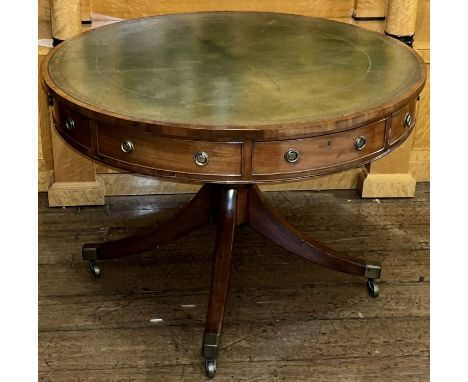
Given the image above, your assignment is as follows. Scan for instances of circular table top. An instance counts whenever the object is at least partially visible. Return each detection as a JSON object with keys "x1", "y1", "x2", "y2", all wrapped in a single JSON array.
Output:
[{"x1": 44, "y1": 12, "x2": 426, "y2": 140}]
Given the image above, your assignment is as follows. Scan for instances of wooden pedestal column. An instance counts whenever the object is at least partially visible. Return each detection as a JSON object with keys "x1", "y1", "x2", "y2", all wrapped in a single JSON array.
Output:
[
  {"x1": 358, "y1": 0, "x2": 421, "y2": 198},
  {"x1": 48, "y1": 0, "x2": 104, "y2": 206}
]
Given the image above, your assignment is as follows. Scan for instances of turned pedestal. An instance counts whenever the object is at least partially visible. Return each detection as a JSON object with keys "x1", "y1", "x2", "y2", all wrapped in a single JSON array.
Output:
[{"x1": 82, "y1": 183, "x2": 381, "y2": 376}]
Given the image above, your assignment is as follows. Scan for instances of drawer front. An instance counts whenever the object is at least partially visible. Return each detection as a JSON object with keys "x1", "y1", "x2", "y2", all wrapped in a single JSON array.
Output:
[
  {"x1": 388, "y1": 101, "x2": 416, "y2": 145},
  {"x1": 97, "y1": 125, "x2": 242, "y2": 176},
  {"x1": 54, "y1": 106, "x2": 93, "y2": 150},
  {"x1": 252, "y1": 120, "x2": 386, "y2": 175}
]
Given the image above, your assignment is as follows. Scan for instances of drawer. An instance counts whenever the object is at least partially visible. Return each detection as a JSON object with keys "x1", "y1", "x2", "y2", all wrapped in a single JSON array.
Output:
[
  {"x1": 97, "y1": 125, "x2": 242, "y2": 176},
  {"x1": 252, "y1": 120, "x2": 386, "y2": 175},
  {"x1": 54, "y1": 106, "x2": 93, "y2": 150},
  {"x1": 388, "y1": 101, "x2": 416, "y2": 145}
]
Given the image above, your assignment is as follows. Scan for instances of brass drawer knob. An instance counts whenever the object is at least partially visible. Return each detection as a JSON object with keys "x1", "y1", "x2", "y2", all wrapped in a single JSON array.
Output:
[
  {"x1": 284, "y1": 149, "x2": 300, "y2": 163},
  {"x1": 404, "y1": 113, "x2": 413, "y2": 128},
  {"x1": 120, "y1": 139, "x2": 134, "y2": 153},
  {"x1": 194, "y1": 151, "x2": 209, "y2": 166},
  {"x1": 65, "y1": 116, "x2": 75, "y2": 131},
  {"x1": 354, "y1": 136, "x2": 366, "y2": 150}
]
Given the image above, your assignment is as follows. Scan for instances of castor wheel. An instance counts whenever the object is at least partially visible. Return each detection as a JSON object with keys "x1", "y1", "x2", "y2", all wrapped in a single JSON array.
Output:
[
  {"x1": 204, "y1": 358, "x2": 217, "y2": 378},
  {"x1": 88, "y1": 262, "x2": 101, "y2": 277},
  {"x1": 367, "y1": 278, "x2": 379, "y2": 298}
]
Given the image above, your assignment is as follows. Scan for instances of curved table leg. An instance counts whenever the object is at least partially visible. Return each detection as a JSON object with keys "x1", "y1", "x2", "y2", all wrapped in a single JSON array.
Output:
[
  {"x1": 82, "y1": 184, "x2": 213, "y2": 267},
  {"x1": 247, "y1": 185, "x2": 381, "y2": 295},
  {"x1": 78, "y1": 182, "x2": 382, "y2": 378},
  {"x1": 203, "y1": 187, "x2": 237, "y2": 378}
]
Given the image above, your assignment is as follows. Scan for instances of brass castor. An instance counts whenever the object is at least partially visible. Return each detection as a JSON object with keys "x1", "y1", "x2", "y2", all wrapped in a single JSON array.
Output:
[
  {"x1": 367, "y1": 278, "x2": 379, "y2": 298},
  {"x1": 88, "y1": 262, "x2": 101, "y2": 277},
  {"x1": 204, "y1": 358, "x2": 217, "y2": 378},
  {"x1": 82, "y1": 245, "x2": 101, "y2": 277}
]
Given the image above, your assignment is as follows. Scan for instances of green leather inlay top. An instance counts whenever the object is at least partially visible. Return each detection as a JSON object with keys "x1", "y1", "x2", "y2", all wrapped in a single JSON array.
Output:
[{"x1": 48, "y1": 12, "x2": 423, "y2": 127}]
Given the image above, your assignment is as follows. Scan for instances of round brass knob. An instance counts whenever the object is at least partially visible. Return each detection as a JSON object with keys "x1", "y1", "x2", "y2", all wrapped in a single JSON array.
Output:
[
  {"x1": 354, "y1": 136, "x2": 366, "y2": 150},
  {"x1": 194, "y1": 151, "x2": 209, "y2": 166},
  {"x1": 65, "y1": 117, "x2": 75, "y2": 131},
  {"x1": 404, "y1": 113, "x2": 413, "y2": 128},
  {"x1": 120, "y1": 139, "x2": 134, "y2": 153},
  {"x1": 284, "y1": 149, "x2": 300, "y2": 163}
]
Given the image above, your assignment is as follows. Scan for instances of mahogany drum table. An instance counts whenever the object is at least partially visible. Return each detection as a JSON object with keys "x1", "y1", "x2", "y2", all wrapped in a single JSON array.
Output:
[{"x1": 42, "y1": 12, "x2": 426, "y2": 378}]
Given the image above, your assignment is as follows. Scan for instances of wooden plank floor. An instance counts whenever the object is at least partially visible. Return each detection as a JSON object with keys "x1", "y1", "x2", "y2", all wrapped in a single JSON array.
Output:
[{"x1": 39, "y1": 183, "x2": 429, "y2": 381}]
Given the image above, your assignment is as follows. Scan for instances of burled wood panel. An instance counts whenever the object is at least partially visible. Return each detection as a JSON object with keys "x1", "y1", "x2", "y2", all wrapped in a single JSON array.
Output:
[
  {"x1": 413, "y1": 65, "x2": 430, "y2": 150},
  {"x1": 95, "y1": 168, "x2": 365, "y2": 196},
  {"x1": 262, "y1": 168, "x2": 365, "y2": 191},
  {"x1": 38, "y1": 19, "x2": 52, "y2": 41},
  {"x1": 359, "y1": 173, "x2": 416, "y2": 198},
  {"x1": 95, "y1": 163, "x2": 121, "y2": 174},
  {"x1": 353, "y1": 0, "x2": 387, "y2": 19},
  {"x1": 98, "y1": 173, "x2": 200, "y2": 195},
  {"x1": 38, "y1": 0, "x2": 50, "y2": 21},
  {"x1": 90, "y1": 0, "x2": 355, "y2": 19},
  {"x1": 409, "y1": 149, "x2": 429, "y2": 181},
  {"x1": 411, "y1": 1, "x2": 430, "y2": 181},
  {"x1": 50, "y1": 130, "x2": 95, "y2": 183},
  {"x1": 369, "y1": 134, "x2": 414, "y2": 174},
  {"x1": 80, "y1": 0, "x2": 91, "y2": 23},
  {"x1": 38, "y1": 53, "x2": 54, "y2": 191},
  {"x1": 414, "y1": 0, "x2": 430, "y2": 51},
  {"x1": 330, "y1": 16, "x2": 385, "y2": 32},
  {"x1": 48, "y1": 181, "x2": 104, "y2": 207},
  {"x1": 38, "y1": 56, "x2": 52, "y2": 167}
]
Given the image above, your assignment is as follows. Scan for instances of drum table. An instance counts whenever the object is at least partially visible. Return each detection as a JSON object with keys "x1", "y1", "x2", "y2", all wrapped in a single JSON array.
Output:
[{"x1": 42, "y1": 12, "x2": 426, "y2": 378}]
